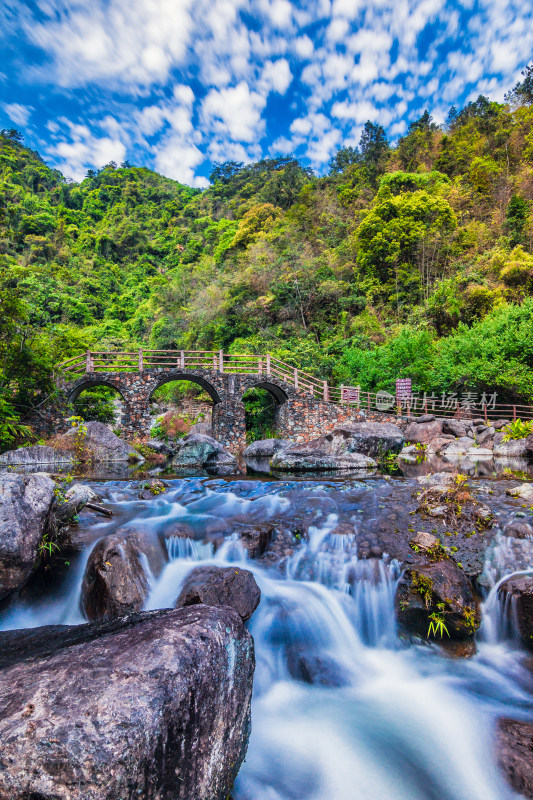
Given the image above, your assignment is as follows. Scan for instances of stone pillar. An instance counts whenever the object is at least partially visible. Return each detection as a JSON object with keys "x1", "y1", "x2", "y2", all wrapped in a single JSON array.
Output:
[
  {"x1": 120, "y1": 399, "x2": 152, "y2": 439},
  {"x1": 274, "y1": 400, "x2": 290, "y2": 438},
  {"x1": 212, "y1": 399, "x2": 246, "y2": 453}
]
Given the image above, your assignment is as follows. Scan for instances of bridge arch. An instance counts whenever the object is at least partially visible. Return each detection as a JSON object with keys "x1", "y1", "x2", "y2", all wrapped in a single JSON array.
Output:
[
  {"x1": 67, "y1": 378, "x2": 126, "y2": 404},
  {"x1": 245, "y1": 379, "x2": 289, "y2": 404},
  {"x1": 147, "y1": 372, "x2": 223, "y2": 404}
]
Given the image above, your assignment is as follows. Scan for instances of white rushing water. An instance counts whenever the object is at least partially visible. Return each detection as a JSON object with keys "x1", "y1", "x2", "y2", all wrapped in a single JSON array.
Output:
[{"x1": 1, "y1": 477, "x2": 533, "y2": 799}]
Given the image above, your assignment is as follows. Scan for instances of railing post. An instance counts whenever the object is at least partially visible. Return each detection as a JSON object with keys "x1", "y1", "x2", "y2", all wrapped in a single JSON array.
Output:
[
  {"x1": 341, "y1": 384, "x2": 344, "y2": 403},
  {"x1": 367, "y1": 392, "x2": 370, "y2": 411},
  {"x1": 294, "y1": 368, "x2": 298, "y2": 389},
  {"x1": 180, "y1": 350, "x2": 185, "y2": 369},
  {"x1": 266, "y1": 352, "x2": 271, "y2": 376},
  {"x1": 138, "y1": 348, "x2": 143, "y2": 373},
  {"x1": 483, "y1": 402, "x2": 488, "y2": 423},
  {"x1": 323, "y1": 381, "x2": 328, "y2": 401},
  {"x1": 219, "y1": 350, "x2": 224, "y2": 372},
  {"x1": 513, "y1": 405, "x2": 517, "y2": 421},
  {"x1": 213, "y1": 355, "x2": 217, "y2": 370},
  {"x1": 86, "y1": 351, "x2": 93, "y2": 374},
  {"x1": 258, "y1": 359, "x2": 262, "y2": 375}
]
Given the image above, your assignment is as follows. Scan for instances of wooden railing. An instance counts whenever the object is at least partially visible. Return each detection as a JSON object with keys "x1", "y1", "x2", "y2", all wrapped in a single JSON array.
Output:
[
  {"x1": 55, "y1": 350, "x2": 533, "y2": 421},
  {"x1": 55, "y1": 349, "x2": 358, "y2": 403}
]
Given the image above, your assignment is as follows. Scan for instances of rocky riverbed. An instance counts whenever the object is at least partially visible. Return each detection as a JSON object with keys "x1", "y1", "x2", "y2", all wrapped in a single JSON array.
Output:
[{"x1": 2, "y1": 420, "x2": 533, "y2": 798}]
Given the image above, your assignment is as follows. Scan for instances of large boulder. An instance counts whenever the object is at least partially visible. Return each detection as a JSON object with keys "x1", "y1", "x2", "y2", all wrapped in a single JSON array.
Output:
[
  {"x1": 405, "y1": 419, "x2": 443, "y2": 444},
  {"x1": 442, "y1": 419, "x2": 470, "y2": 438},
  {"x1": 506, "y1": 483, "x2": 533, "y2": 503},
  {"x1": 494, "y1": 439, "x2": 530, "y2": 458},
  {"x1": 176, "y1": 565, "x2": 261, "y2": 621},
  {"x1": 0, "y1": 606, "x2": 254, "y2": 800},
  {"x1": 61, "y1": 421, "x2": 144, "y2": 463},
  {"x1": 526, "y1": 434, "x2": 533, "y2": 456},
  {"x1": 0, "y1": 472, "x2": 55, "y2": 600},
  {"x1": 172, "y1": 434, "x2": 237, "y2": 472},
  {"x1": 329, "y1": 422, "x2": 404, "y2": 458},
  {"x1": 187, "y1": 421, "x2": 213, "y2": 436},
  {"x1": 497, "y1": 575, "x2": 533, "y2": 649},
  {"x1": 53, "y1": 482, "x2": 100, "y2": 524},
  {"x1": 270, "y1": 424, "x2": 397, "y2": 471},
  {"x1": 498, "y1": 718, "x2": 533, "y2": 798},
  {"x1": 81, "y1": 528, "x2": 167, "y2": 621},
  {"x1": 244, "y1": 438, "x2": 290, "y2": 459},
  {"x1": 0, "y1": 444, "x2": 74, "y2": 467},
  {"x1": 395, "y1": 559, "x2": 480, "y2": 639}
]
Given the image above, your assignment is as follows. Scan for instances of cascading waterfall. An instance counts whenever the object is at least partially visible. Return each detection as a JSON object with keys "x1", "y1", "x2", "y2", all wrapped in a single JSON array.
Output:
[{"x1": 0, "y1": 476, "x2": 532, "y2": 799}]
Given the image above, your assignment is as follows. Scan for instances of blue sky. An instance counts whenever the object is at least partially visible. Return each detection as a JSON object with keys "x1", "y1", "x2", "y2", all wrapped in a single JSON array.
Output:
[{"x1": 1, "y1": 0, "x2": 532, "y2": 186}]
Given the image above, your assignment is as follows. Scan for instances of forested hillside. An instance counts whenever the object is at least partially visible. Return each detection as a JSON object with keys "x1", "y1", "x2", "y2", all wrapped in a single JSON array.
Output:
[{"x1": 2, "y1": 67, "x2": 533, "y2": 442}]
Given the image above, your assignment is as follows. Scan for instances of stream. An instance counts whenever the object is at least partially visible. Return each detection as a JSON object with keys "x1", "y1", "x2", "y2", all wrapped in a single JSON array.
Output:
[{"x1": 2, "y1": 473, "x2": 533, "y2": 799}]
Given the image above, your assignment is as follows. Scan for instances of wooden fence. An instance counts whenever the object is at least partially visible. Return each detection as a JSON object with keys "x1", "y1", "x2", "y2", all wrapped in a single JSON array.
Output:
[{"x1": 55, "y1": 350, "x2": 533, "y2": 422}]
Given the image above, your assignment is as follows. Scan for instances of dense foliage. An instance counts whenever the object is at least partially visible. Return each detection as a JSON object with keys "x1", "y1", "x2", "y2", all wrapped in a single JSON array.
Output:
[{"x1": 2, "y1": 72, "x2": 533, "y2": 442}]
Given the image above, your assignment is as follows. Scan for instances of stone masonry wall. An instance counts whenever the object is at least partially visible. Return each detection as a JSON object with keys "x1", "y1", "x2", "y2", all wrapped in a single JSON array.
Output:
[{"x1": 40, "y1": 368, "x2": 401, "y2": 454}]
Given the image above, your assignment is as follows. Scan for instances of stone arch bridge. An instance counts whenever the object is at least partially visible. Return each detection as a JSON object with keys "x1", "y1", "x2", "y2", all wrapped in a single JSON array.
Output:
[{"x1": 55, "y1": 350, "x2": 364, "y2": 452}]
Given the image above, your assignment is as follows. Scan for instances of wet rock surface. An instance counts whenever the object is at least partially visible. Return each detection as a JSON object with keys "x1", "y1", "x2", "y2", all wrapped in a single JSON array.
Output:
[
  {"x1": 244, "y1": 438, "x2": 290, "y2": 459},
  {"x1": 498, "y1": 717, "x2": 533, "y2": 799},
  {"x1": 172, "y1": 433, "x2": 237, "y2": 472},
  {"x1": 61, "y1": 420, "x2": 144, "y2": 463},
  {"x1": 0, "y1": 444, "x2": 74, "y2": 467},
  {"x1": 0, "y1": 606, "x2": 255, "y2": 800},
  {"x1": 81, "y1": 527, "x2": 167, "y2": 621},
  {"x1": 176, "y1": 565, "x2": 261, "y2": 621},
  {"x1": 396, "y1": 558, "x2": 480, "y2": 639},
  {"x1": 0, "y1": 472, "x2": 55, "y2": 599},
  {"x1": 497, "y1": 575, "x2": 533, "y2": 649},
  {"x1": 270, "y1": 422, "x2": 403, "y2": 471}
]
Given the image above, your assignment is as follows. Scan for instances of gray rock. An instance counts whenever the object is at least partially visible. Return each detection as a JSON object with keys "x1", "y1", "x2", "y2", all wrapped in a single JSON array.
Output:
[
  {"x1": 146, "y1": 438, "x2": 173, "y2": 455},
  {"x1": 442, "y1": 436, "x2": 475, "y2": 456},
  {"x1": 498, "y1": 718, "x2": 533, "y2": 798},
  {"x1": 405, "y1": 419, "x2": 443, "y2": 444},
  {"x1": 506, "y1": 483, "x2": 533, "y2": 503},
  {"x1": 187, "y1": 421, "x2": 213, "y2": 436},
  {"x1": 61, "y1": 421, "x2": 144, "y2": 463},
  {"x1": 426, "y1": 436, "x2": 455, "y2": 454},
  {"x1": 0, "y1": 444, "x2": 74, "y2": 467},
  {"x1": 53, "y1": 482, "x2": 100, "y2": 524},
  {"x1": 272, "y1": 422, "x2": 400, "y2": 472},
  {"x1": 172, "y1": 434, "x2": 237, "y2": 472},
  {"x1": 410, "y1": 531, "x2": 439, "y2": 551},
  {"x1": 244, "y1": 438, "x2": 291, "y2": 459},
  {"x1": 396, "y1": 560, "x2": 480, "y2": 639},
  {"x1": 335, "y1": 422, "x2": 404, "y2": 457},
  {"x1": 442, "y1": 419, "x2": 470, "y2": 438},
  {"x1": 494, "y1": 439, "x2": 530, "y2": 458},
  {"x1": 271, "y1": 449, "x2": 376, "y2": 472},
  {"x1": 417, "y1": 472, "x2": 457, "y2": 486},
  {"x1": 414, "y1": 414, "x2": 436, "y2": 423},
  {"x1": 526, "y1": 434, "x2": 533, "y2": 456},
  {"x1": 0, "y1": 472, "x2": 55, "y2": 600},
  {"x1": 475, "y1": 426, "x2": 495, "y2": 446},
  {"x1": 498, "y1": 575, "x2": 533, "y2": 649},
  {"x1": 0, "y1": 606, "x2": 254, "y2": 800},
  {"x1": 176, "y1": 565, "x2": 261, "y2": 621},
  {"x1": 503, "y1": 520, "x2": 533, "y2": 539},
  {"x1": 492, "y1": 419, "x2": 511, "y2": 430},
  {"x1": 81, "y1": 528, "x2": 168, "y2": 621}
]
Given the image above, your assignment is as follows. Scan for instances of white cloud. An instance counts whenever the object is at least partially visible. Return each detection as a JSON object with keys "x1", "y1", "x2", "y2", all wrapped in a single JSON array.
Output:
[
  {"x1": 48, "y1": 121, "x2": 127, "y2": 180},
  {"x1": 260, "y1": 59, "x2": 292, "y2": 94},
  {"x1": 155, "y1": 136, "x2": 208, "y2": 186},
  {"x1": 26, "y1": 0, "x2": 195, "y2": 89},
  {"x1": 201, "y1": 81, "x2": 266, "y2": 142},
  {"x1": 4, "y1": 102, "x2": 32, "y2": 127}
]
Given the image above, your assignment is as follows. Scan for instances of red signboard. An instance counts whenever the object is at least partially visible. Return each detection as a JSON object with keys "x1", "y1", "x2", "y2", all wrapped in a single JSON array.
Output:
[
  {"x1": 342, "y1": 386, "x2": 360, "y2": 404},
  {"x1": 395, "y1": 378, "x2": 412, "y2": 403}
]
